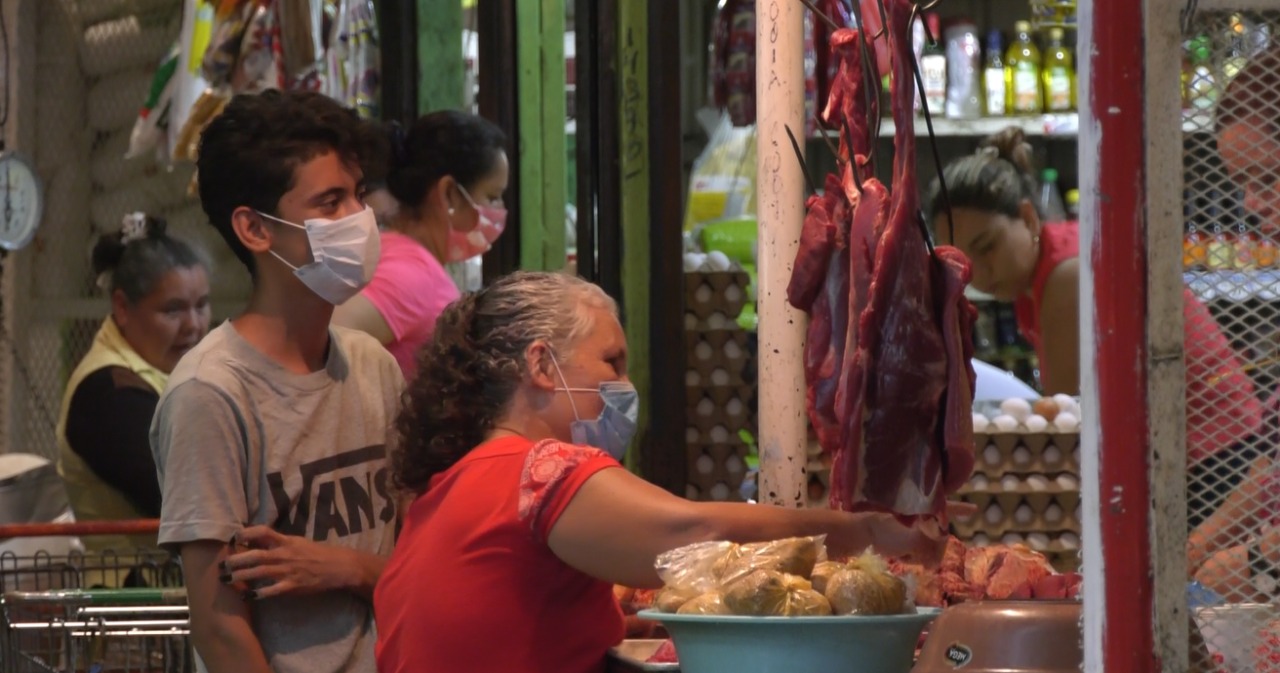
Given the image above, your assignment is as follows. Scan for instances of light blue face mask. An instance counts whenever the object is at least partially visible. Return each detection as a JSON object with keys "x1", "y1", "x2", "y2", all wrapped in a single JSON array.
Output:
[{"x1": 549, "y1": 353, "x2": 639, "y2": 461}]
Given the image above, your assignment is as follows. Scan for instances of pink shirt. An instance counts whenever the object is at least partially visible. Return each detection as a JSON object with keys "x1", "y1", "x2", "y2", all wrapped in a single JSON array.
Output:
[{"x1": 360, "y1": 230, "x2": 460, "y2": 380}]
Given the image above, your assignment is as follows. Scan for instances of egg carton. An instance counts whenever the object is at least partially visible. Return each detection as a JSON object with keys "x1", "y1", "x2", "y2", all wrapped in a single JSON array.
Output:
[
  {"x1": 958, "y1": 472, "x2": 1081, "y2": 496},
  {"x1": 684, "y1": 269, "x2": 750, "y2": 322},
  {"x1": 954, "y1": 492, "x2": 1081, "y2": 533},
  {"x1": 972, "y1": 432, "x2": 1081, "y2": 477},
  {"x1": 974, "y1": 395, "x2": 1083, "y2": 434},
  {"x1": 686, "y1": 444, "x2": 750, "y2": 502},
  {"x1": 685, "y1": 421, "x2": 756, "y2": 446},
  {"x1": 960, "y1": 531, "x2": 1082, "y2": 555},
  {"x1": 684, "y1": 329, "x2": 752, "y2": 381},
  {"x1": 686, "y1": 386, "x2": 757, "y2": 432}
]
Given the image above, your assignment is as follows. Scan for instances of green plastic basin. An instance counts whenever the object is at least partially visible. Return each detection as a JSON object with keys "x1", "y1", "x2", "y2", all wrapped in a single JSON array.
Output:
[{"x1": 636, "y1": 608, "x2": 939, "y2": 673}]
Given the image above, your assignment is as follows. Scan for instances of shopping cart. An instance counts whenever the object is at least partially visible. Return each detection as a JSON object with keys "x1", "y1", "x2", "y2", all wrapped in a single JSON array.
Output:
[{"x1": 0, "y1": 522, "x2": 191, "y2": 673}]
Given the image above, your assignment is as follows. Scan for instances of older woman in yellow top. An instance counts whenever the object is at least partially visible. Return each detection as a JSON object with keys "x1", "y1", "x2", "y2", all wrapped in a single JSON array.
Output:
[{"x1": 56, "y1": 213, "x2": 211, "y2": 553}]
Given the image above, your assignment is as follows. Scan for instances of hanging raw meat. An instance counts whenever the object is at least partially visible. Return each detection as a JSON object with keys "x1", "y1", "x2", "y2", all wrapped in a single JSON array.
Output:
[{"x1": 788, "y1": 0, "x2": 977, "y2": 526}]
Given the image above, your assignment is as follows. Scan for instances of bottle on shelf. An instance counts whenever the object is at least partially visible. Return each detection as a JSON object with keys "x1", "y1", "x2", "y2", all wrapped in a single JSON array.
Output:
[
  {"x1": 1064, "y1": 188, "x2": 1080, "y2": 220},
  {"x1": 1187, "y1": 35, "x2": 1217, "y2": 110},
  {"x1": 1183, "y1": 220, "x2": 1206, "y2": 270},
  {"x1": 912, "y1": 15, "x2": 927, "y2": 112},
  {"x1": 944, "y1": 20, "x2": 982, "y2": 119},
  {"x1": 1005, "y1": 20, "x2": 1043, "y2": 115},
  {"x1": 921, "y1": 13, "x2": 948, "y2": 114},
  {"x1": 1256, "y1": 233, "x2": 1278, "y2": 269},
  {"x1": 1221, "y1": 14, "x2": 1249, "y2": 87},
  {"x1": 984, "y1": 29, "x2": 1007, "y2": 117},
  {"x1": 1233, "y1": 220, "x2": 1257, "y2": 271},
  {"x1": 1206, "y1": 191, "x2": 1235, "y2": 271},
  {"x1": 1041, "y1": 28, "x2": 1075, "y2": 112},
  {"x1": 1039, "y1": 168, "x2": 1067, "y2": 222}
]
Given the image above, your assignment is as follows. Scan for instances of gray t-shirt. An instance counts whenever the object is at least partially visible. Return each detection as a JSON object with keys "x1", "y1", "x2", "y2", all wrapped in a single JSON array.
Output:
[{"x1": 151, "y1": 322, "x2": 404, "y2": 673}]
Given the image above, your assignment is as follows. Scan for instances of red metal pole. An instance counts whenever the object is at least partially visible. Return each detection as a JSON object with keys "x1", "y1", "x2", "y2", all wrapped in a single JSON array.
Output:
[
  {"x1": 0, "y1": 520, "x2": 160, "y2": 539},
  {"x1": 1085, "y1": 0, "x2": 1156, "y2": 669}
]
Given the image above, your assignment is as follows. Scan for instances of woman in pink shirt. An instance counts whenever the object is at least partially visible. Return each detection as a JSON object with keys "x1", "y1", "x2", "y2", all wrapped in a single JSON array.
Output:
[{"x1": 334, "y1": 111, "x2": 510, "y2": 380}]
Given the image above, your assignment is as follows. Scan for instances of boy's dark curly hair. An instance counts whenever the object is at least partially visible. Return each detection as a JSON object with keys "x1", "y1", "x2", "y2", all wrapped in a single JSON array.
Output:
[
  {"x1": 195, "y1": 89, "x2": 387, "y2": 276},
  {"x1": 393, "y1": 271, "x2": 617, "y2": 493}
]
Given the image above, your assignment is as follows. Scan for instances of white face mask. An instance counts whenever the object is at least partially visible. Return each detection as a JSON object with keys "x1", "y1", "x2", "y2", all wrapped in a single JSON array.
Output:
[{"x1": 258, "y1": 206, "x2": 380, "y2": 305}]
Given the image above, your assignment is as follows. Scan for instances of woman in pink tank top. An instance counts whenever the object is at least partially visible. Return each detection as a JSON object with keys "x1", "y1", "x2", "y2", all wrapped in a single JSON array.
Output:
[
  {"x1": 333, "y1": 112, "x2": 510, "y2": 380},
  {"x1": 927, "y1": 128, "x2": 1262, "y2": 526}
]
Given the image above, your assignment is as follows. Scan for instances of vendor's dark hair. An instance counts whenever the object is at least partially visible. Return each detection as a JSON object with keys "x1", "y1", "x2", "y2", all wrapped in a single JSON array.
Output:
[
  {"x1": 196, "y1": 89, "x2": 384, "y2": 276},
  {"x1": 92, "y1": 214, "x2": 208, "y2": 303},
  {"x1": 1218, "y1": 48, "x2": 1280, "y2": 138},
  {"x1": 927, "y1": 127, "x2": 1041, "y2": 227},
  {"x1": 393, "y1": 271, "x2": 616, "y2": 493},
  {"x1": 384, "y1": 110, "x2": 507, "y2": 210}
]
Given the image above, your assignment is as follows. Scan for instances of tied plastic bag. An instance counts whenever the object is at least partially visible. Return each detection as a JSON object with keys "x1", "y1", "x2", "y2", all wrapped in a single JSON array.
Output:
[
  {"x1": 677, "y1": 592, "x2": 732, "y2": 615},
  {"x1": 722, "y1": 570, "x2": 832, "y2": 616},
  {"x1": 653, "y1": 537, "x2": 828, "y2": 614},
  {"x1": 822, "y1": 551, "x2": 911, "y2": 616},
  {"x1": 683, "y1": 113, "x2": 757, "y2": 232},
  {"x1": 714, "y1": 536, "x2": 826, "y2": 587},
  {"x1": 655, "y1": 540, "x2": 738, "y2": 596}
]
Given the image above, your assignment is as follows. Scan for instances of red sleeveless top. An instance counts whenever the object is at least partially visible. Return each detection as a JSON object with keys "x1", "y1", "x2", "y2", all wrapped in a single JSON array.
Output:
[{"x1": 1014, "y1": 222, "x2": 1261, "y2": 464}]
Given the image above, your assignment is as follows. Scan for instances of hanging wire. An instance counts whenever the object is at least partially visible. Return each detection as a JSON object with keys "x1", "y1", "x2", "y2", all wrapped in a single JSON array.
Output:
[{"x1": 905, "y1": 0, "x2": 953, "y2": 252}]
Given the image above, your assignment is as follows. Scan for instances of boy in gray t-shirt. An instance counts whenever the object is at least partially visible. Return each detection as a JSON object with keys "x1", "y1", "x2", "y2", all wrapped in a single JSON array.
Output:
[{"x1": 150, "y1": 90, "x2": 404, "y2": 673}]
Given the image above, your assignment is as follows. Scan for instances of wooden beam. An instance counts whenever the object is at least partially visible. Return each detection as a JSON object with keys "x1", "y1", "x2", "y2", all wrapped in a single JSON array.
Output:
[
  {"x1": 477, "y1": 0, "x2": 522, "y2": 280},
  {"x1": 644, "y1": 0, "x2": 686, "y2": 493},
  {"x1": 618, "y1": 0, "x2": 650, "y2": 474},
  {"x1": 416, "y1": 0, "x2": 464, "y2": 112}
]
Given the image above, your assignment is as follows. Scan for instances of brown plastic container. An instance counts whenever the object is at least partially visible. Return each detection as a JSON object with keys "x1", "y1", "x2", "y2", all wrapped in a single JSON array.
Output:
[{"x1": 913, "y1": 600, "x2": 1082, "y2": 673}]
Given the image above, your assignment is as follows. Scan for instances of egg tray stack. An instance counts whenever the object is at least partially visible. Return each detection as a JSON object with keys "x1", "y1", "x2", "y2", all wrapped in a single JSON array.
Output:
[
  {"x1": 684, "y1": 269, "x2": 757, "y2": 503},
  {"x1": 950, "y1": 431, "x2": 1083, "y2": 572}
]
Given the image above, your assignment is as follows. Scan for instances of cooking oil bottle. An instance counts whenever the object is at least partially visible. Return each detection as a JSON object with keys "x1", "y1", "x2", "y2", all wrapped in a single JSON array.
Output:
[
  {"x1": 1041, "y1": 28, "x2": 1075, "y2": 112},
  {"x1": 1005, "y1": 21, "x2": 1043, "y2": 115}
]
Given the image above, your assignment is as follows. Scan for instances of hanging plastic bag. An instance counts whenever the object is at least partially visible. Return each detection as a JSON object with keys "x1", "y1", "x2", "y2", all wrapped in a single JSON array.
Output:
[
  {"x1": 126, "y1": 44, "x2": 182, "y2": 161},
  {"x1": 684, "y1": 113, "x2": 757, "y2": 232},
  {"x1": 201, "y1": 0, "x2": 255, "y2": 87}
]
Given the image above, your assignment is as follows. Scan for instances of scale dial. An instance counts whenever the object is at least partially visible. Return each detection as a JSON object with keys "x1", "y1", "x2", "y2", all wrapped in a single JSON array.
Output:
[{"x1": 0, "y1": 152, "x2": 42, "y2": 252}]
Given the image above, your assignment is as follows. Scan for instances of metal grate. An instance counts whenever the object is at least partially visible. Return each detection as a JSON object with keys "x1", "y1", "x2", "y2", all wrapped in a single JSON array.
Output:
[
  {"x1": 1, "y1": 0, "x2": 248, "y2": 460},
  {"x1": 1182, "y1": 10, "x2": 1280, "y2": 672}
]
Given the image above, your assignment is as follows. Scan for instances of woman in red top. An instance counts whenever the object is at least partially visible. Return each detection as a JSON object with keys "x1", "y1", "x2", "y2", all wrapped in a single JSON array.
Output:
[
  {"x1": 928, "y1": 128, "x2": 1262, "y2": 524},
  {"x1": 374, "y1": 271, "x2": 943, "y2": 673}
]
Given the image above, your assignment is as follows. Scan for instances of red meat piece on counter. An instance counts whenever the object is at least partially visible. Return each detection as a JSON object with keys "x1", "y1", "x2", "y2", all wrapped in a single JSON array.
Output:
[{"x1": 646, "y1": 640, "x2": 679, "y2": 664}]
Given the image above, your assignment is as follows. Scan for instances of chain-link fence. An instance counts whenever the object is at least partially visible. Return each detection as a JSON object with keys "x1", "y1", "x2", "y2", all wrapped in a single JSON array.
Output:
[
  {"x1": 4, "y1": 0, "x2": 251, "y2": 460},
  {"x1": 1182, "y1": 9, "x2": 1280, "y2": 672}
]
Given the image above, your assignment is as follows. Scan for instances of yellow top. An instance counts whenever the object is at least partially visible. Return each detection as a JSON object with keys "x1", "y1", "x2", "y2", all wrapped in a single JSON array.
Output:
[{"x1": 55, "y1": 317, "x2": 166, "y2": 568}]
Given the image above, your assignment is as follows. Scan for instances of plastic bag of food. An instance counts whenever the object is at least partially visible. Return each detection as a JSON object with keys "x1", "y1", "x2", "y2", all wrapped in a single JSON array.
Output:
[
  {"x1": 810, "y1": 560, "x2": 844, "y2": 595},
  {"x1": 677, "y1": 592, "x2": 732, "y2": 615},
  {"x1": 823, "y1": 551, "x2": 910, "y2": 616},
  {"x1": 722, "y1": 570, "x2": 833, "y2": 616},
  {"x1": 715, "y1": 536, "x2": 826, "y2": 587},
  {"x1": 655, "y1": 540, "x2": 737, "y2": 596}
]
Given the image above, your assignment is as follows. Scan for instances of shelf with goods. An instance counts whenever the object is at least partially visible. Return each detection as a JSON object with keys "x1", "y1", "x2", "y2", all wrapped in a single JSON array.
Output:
[{"x1": 1184, "y1": 269, "x2": 1280, "y2": 302}]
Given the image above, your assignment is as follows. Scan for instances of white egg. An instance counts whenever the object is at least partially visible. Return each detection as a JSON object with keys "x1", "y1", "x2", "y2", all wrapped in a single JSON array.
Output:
[
  {"x1": 1072, "y1": 447, "x2": 1081, "y2": 465},
  {"x1": 1043, "y1": 503, "x2": 1064, "y2": 523},
  {"x1": 724, "y1": 284, "x2": 744, "y2": 303},
  {"x1": 709, "y1": 482, "x2": 731, "y2": 501},
  {"x1": 1024, "y1": 414, "x2": 1049, "y2": 433},
  {"x1": 696, "y1": 454, "x2": 715, "y2": 475},
  {"x1": 683, "y1": 253, "x2": 707, "y2": 272},
  {"x1": 695, "y1": 341, "x2": 714, "y2": 361},
  {"x1": 1027, "y1": 533, "x2": 1051, "y2": 550},
  {"x1": 1012, "y1": 447, "x2": 1032, "y2": 466},
  {"x1": 706, "y1": 313, "x2": 727, "y2": 329},
  {"x1": 1056, "y1": 474, "x2": 1079, "y2": 490},
  {"x1": 1053, "y1": 412, "x2": 1080, "y2": 432},
  {"x1": 726, "y1": 398, "x2": 744, "y2": 416},
  {"x1": 1002, "y1": 533, "x2": 1024, "y2": 545},
  {"x1": 1001, "y1": 475, "x2": 1021, "y2": 491},
  {"x1": 972, "y1": 533, "x2": 991, "y2": 546},
  {"x1": 710, "y1": 368, "x2": 730, "y2": 385},
  {"x1": 984, "y1": 443, "x2": 1002, "y2": 466},
  {"x1": 696, "y1": 398, "x2": 715, "y2": 417},
  {"x1": 1043, "y1": 445, "x2": 1063, "y2": 465},
  {"x1": 1053, "y1": 393, "x2": 1080, "y2": 417},
  {"x1": 694, "y1": 283, "x2": 713, "y2": 302},
  {"x1": 1000, "y1": 398, "x2": 1033, "y2": 423},
  {"x1": 1025, "y1": 475, "x2": 1050, "y2": 492},
  {"x1": 710, "y1": 425, "x2": 730, "y2": 443},
  {"x1": 707, "y1": 250, "x2": 732, "y2": 271},
  {"x1": 992, "y1": 414, "x2": 1019, "y2": 432},
  {"x1": 972, "y1": 413, "x2": 990, "y2": 433},
  {"x1": 985, "y1": 504, "x2": 1004, "y2": 524},
  {"x1": 1073, "y1": 505, "x2": 1082, "y2": 522},
  {"x1": 1060, "y1": 532, "x2": 1081, "y2": 549},
  {"x1": 685, "y1": 427, "x2": 700, "y2": 444},
  {"x1": 1015, "y1": 504, "x2": 1034, "y2": 524},
  {"x1": 686, "y1": 484, "x2": 701, "y2": 499},
  {"x1": 724, "y1": 340, "x2": 743, "y2": 359},
  {"x1": 970, "y1": 475, "x2": 990, "y2": 490},
  {"x1": 685, "y1": 370, "x2": 700, "y2": 386},
  {"x1": 684, "y1": 314, "x2": 698, "y2": 330}
]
